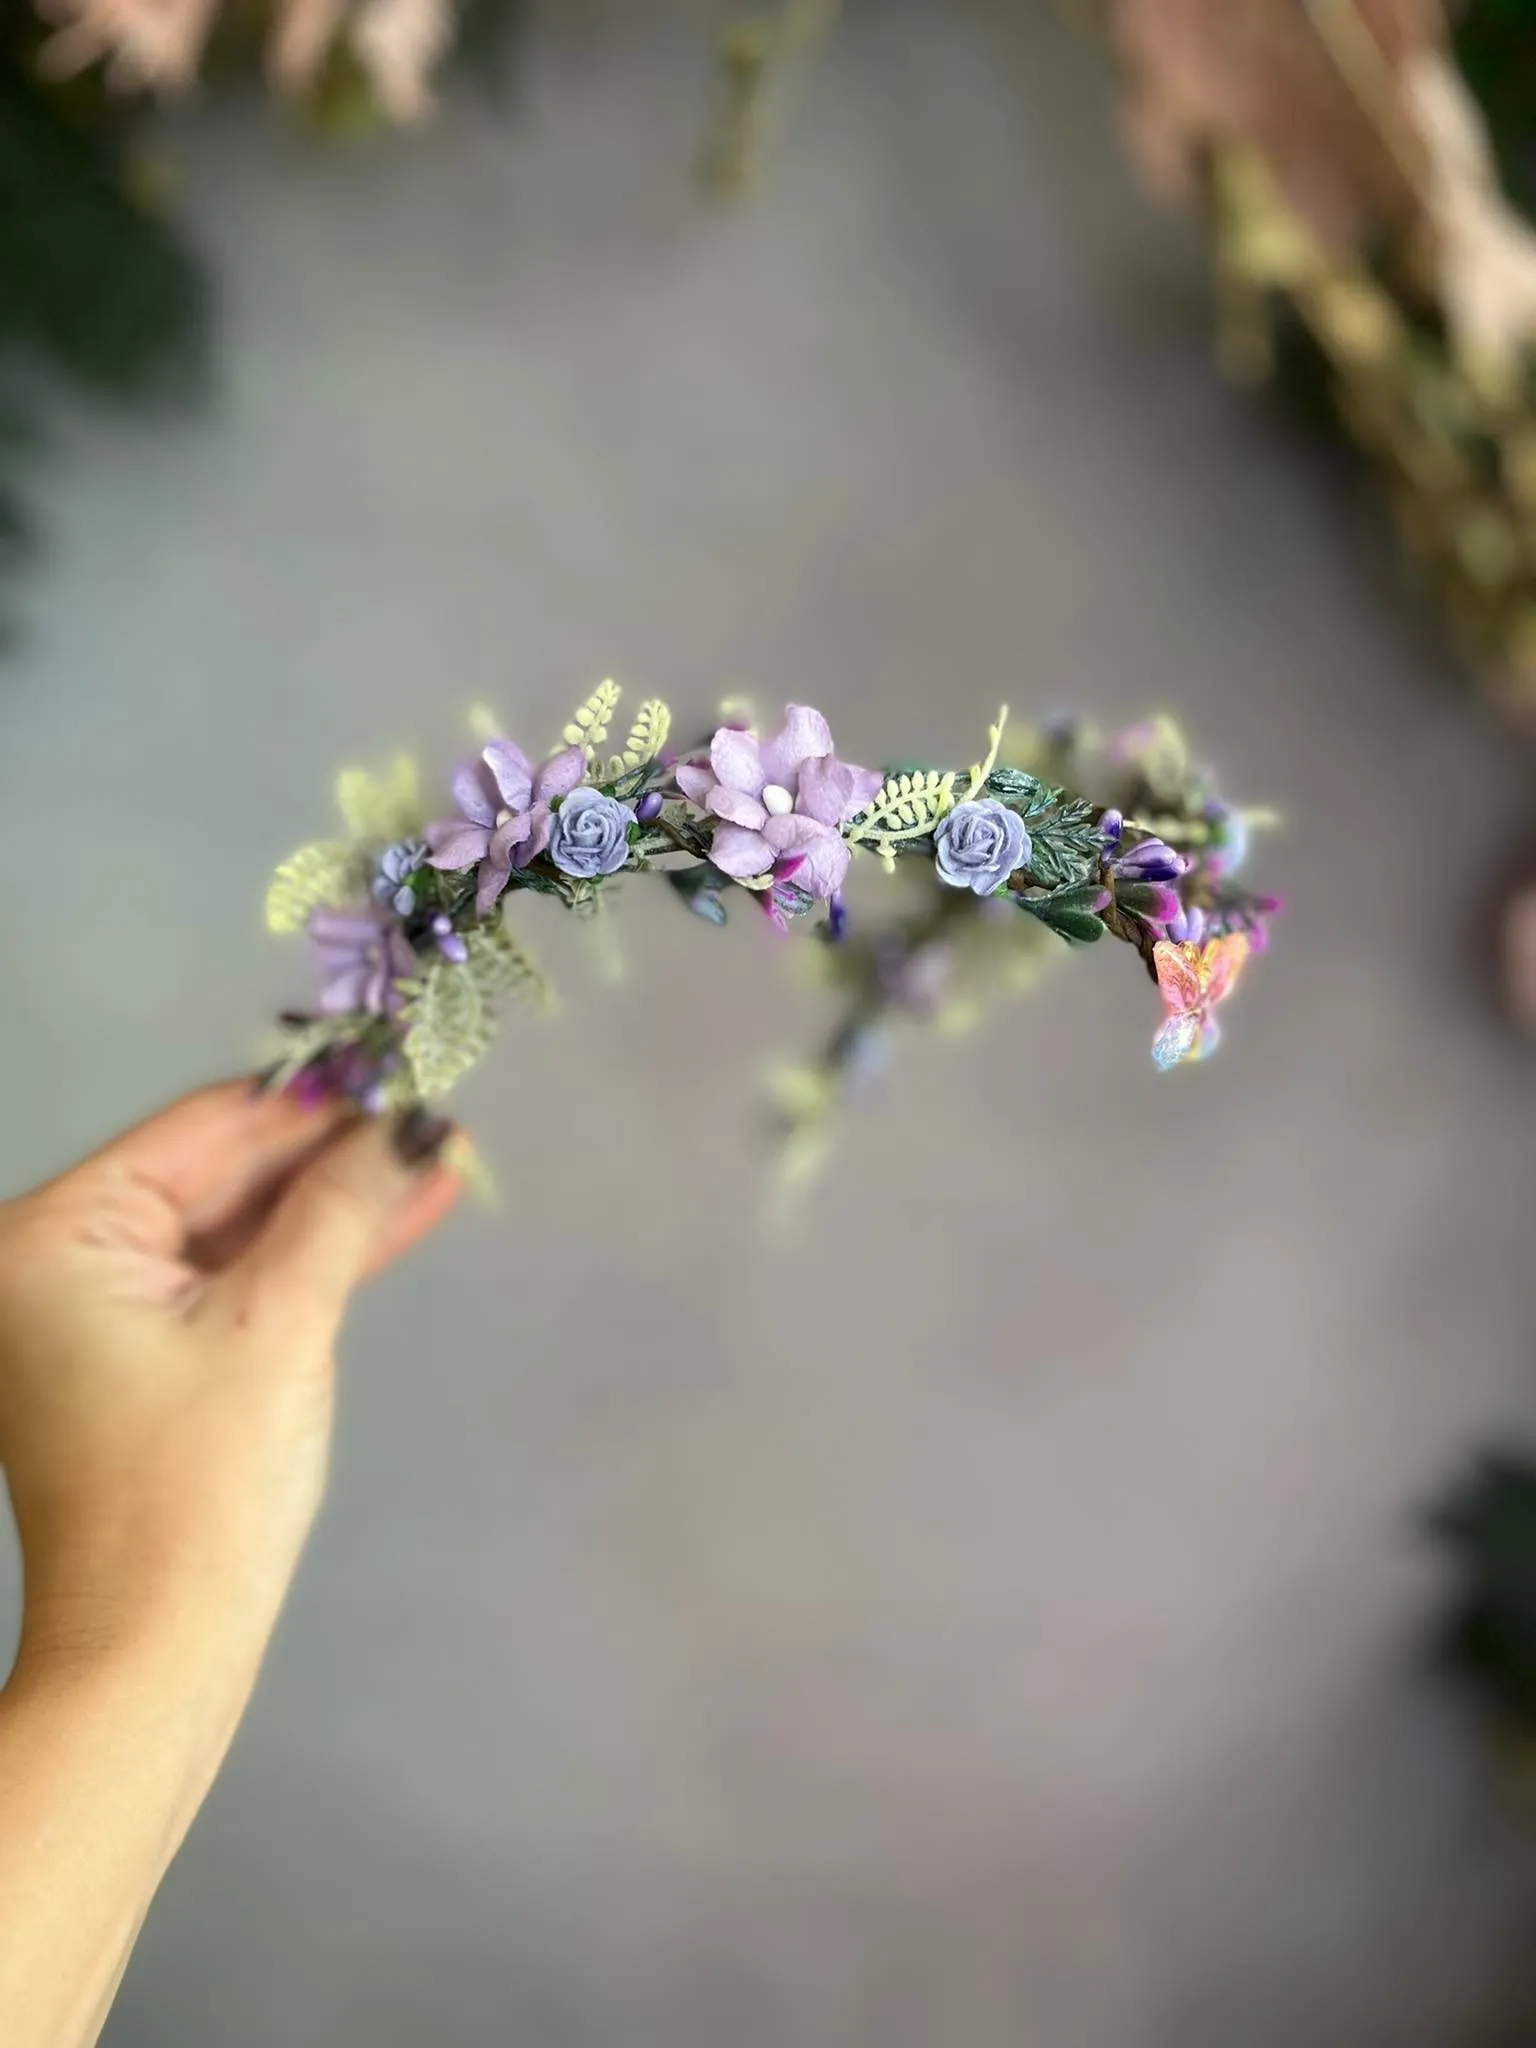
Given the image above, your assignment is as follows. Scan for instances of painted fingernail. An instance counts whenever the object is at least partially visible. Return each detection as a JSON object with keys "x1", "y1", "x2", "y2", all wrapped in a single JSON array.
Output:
[{"x1": 391, "y1": 1105, "x2": 454, "y2": 1169}]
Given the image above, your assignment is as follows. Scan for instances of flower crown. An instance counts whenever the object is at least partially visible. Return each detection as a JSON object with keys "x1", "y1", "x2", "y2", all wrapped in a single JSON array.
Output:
[{"x1": 261, "y1": 687, "x2": 1279, "y2": 1160}]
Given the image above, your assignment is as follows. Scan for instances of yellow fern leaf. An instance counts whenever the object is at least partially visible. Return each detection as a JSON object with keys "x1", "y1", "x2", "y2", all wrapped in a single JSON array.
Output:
[
  {"x1": 264, "y1": 841, "x2": 364, "y2": 934},
  {"x1": 335, "y1": 756, "x2": 422, "y2": 844},
  {"x1": 561, "y1": 679, "x2": 622, "y2": 759},
  {"x1": 846, "y1": 766, "x2": 958, "y2": 851},
  {"x1": 603, "y1": 697, "x2": 672, "y2": 778},
  {"x1": 963, "y1": 705, "x2": 1009, "y2": 800}
]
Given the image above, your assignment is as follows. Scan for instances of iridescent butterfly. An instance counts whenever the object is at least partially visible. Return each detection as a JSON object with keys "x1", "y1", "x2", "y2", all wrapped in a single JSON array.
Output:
[{"x1": 1151, "y1": 932, "x2": 1250, "y2": 1070}]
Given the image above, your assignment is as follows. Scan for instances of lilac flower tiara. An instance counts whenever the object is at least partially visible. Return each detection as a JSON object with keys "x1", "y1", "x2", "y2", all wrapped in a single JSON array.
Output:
[{"x1": 262, "y1": 688, "x2": 1279, "y2": 1162}]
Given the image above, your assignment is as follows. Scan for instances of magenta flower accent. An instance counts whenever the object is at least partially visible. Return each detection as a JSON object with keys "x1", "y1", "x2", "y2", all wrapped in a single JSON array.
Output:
[
  {"x1": 675, "y1": 705, "x2": 881, "y2": 901},
  {"x1": 425, "y1": 739, "x2": 587, "y2": 915},
  {"x1": 308, "y1": 909, "x2": 415, "y2": 1017}
]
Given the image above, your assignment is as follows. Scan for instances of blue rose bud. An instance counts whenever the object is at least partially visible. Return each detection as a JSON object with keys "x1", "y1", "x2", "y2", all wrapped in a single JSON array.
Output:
[
  {"x1": 548, "y1": 787, "x2": 638, "y2": 879},
  {"x1": 932, "y1": 799, "x2": 1031, "y2": 896}
]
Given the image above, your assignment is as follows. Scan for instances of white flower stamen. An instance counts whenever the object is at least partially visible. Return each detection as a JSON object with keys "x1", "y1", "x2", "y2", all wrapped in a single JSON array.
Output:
[
  {"x1": 761, "y1": 783, "x2": 794, "y2": 817},
  {"x1": 494, "y1": 808, "x2": 513, "y2": 827}
]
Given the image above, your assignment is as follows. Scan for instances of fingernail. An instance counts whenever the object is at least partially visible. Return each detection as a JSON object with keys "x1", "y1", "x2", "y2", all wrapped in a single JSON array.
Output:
[{"x1": 391, "y1": 1105, "x2": 454, "y2": 1170}]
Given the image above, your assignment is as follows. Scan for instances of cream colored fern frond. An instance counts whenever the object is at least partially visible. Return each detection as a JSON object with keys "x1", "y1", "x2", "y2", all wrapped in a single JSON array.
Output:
[
  {"x1": 845, "y1": 768, "x2": 958, "y2": 871},
  {"x1": 264, "y1": 841, "x2": 366, "y2": 934},
  {"x1": 562, "y1": 679, "x2": 622, "y2": 763},
  {"x1": 602, "y1": 698, "x2": 671, "y2": 780},
  {"x1": 335, "y1": 755, "x2": 422, "y2": 844},
  {"x1": 963, "y1": 705, "x2": 1009, "y2": 800}
]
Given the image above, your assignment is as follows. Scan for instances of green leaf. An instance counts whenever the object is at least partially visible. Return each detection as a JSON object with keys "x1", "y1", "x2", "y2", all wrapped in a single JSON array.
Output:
[
  {"x1": 984, "y1": 767, "x2": 1057, "y2": 820},
  {"x1": 403, "y1": 919, "x2": 549, "y2": 1098},
  {"x1": 265, "y1": 841, "x2": 365, "y2": 933},
  {"x1": 1019, "y1": 879, "x2": 1106, "y2": 943},
  {"x1": 1026, "y1": 797, "x2": 1102, "y2": 889},
  {"x1": 464, "y1": 920, "x2": 551, "y2": 1011}
]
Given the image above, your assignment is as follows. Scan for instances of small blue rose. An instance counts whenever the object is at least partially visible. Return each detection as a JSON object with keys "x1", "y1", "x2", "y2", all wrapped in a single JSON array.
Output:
[
  {"x1": 933, "y1": 799, "x2": 1030, "y2": 896},
  {"x1": 373, "y1": 838, "x2": 429, "y2": 917},
  {"x1": 548, "y1": 787, "x2": 637, "y2": 879}
]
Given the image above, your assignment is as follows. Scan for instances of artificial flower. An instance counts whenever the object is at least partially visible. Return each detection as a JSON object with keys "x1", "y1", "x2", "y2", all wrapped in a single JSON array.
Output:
[
  {"x1": 426, "y1": 739, "x2": 586, "y2": 915},
  {"x1": 675, "y1": 704, "x2": 881, "y2": 901},
  {"x1": 933, "y1": 798, "x2": 1031, "y2": 895},
  {"x1": 548, "y1": 788, "x2": 637, "y2": 879},
  {"x1": 373, "y1": 837, "x2": 429, "y2": 916},
  {"x1": 308, "y1": 908, "x2": 415, "y2": 1016}
]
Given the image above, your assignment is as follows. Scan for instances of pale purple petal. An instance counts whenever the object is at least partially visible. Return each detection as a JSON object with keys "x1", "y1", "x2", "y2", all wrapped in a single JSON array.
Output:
[
  {"x1": 845, "y1": 763, "x2": 883, "y2": 812},
  {"x1": 760, "y1": 705, "x2": 833, "y2": 786},
  {"x1": 426, "y1": 819, "x2": 492, "y2": 872},
  {"x1": 796, "y1": 756, "x2": 880, "y2": 828},
  {"x1": 511, "y1": 806, "x2": 553, "y2": 867},
  {"x1": 708, "y1": 787, "x2": 769, "y2": 830},
  {"x1": 480, "y1": 740, "x2": 533, "y2": 812},
  {"x1": 761, "y1": 813, "x2": 849, "y2": 898},
  {"x1": 711, "y1": 728, "x2": 766, "y2": 796},
  {"x1": 708, "y1": 822, "x2": 775, "y2": 878},
  {"x1": 451, "y1": 758, "x2": 501, "y2": 826},
  {"x1": 675, "y1": 761, "x2": 716, "y2": 806},
  {"x1": 475, "y1": 820, "x2": 518, "y2": 915},
  {"x1": 309, "y1": 909, "x2": 381, "y2": 950},
  {"x1": 533, "y1": 744, "x2": 587, "y2": 802},
  {"x1": 319, "y1": 967, "x2": 371, "y2": 1014}
]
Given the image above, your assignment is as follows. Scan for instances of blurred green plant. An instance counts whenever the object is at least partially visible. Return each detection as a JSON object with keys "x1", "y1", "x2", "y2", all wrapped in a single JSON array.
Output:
[{"x1": 1430, "y1": 1450, "x2": 1536, "y2": 1742}]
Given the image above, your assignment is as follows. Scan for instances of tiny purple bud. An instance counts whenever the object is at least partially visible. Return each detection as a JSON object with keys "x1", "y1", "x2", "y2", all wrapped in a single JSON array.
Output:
[
  {"x1": 827, "y1": 892, "x2": 849, "y2": 942},
  {"x1": 431, "y1": 914, "x2": 469, "y2": 965},
  {"x1": 1115, "y1": 837, "x2": 1184, "y2": 883},
  {"x1": 1098, "y1": 808, "x2": 1123, "y2": 848},
  {"x1": 636, "y1": 790, "x2": 665, "y2": 825}
]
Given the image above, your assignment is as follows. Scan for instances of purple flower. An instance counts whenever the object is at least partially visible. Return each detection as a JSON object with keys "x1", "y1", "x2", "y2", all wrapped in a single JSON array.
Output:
[
  {"x1": 1098, "y1": 808, "x2": 1124, "y2": 850},
  {"x1": 933, "y1": 799, "x2": 1031, "y2": 896},
  {"x1": 373, "y1": 838, "x2": 429, "y2": 917},
  {"x1": 425, "y1": 738, "x2": 587, "y2": 916},
  {"x1": 548, "y1": 787, "x2": 637, "y2": 879},
  {"x1": 1111, "y1": 836, "x2": 1184, "y2": 883},
  {"x1": 675, "y1": 705, "x2": 882, "y2": 902},
  {"x1": 635, "y1": 790, "x2": 665, "y2": 826},
  {"x1": 1165, "y1": 902, "x2": 1208, "y2": 946},
  {"x1": 308, "y1": 909, "x2": 415, "y2": 1017}
]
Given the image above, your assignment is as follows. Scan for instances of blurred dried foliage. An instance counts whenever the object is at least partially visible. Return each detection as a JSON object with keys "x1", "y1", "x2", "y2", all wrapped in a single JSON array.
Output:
[
  {"x1": 1098, "y1": 0, "x2": 1536, "y2": 713},
  {"x1": 699, "y1": 0, "x2": 840, "y2": 198},
  {"x1": 0, "y1": 0, "x2": 523, "y2": 638}
]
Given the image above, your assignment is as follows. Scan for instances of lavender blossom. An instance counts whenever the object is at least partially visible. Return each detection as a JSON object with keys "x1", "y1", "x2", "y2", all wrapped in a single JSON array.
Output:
[
  {"x1": 425, "y1": 738, "x2": 587, "y2": 916},
  {"x1": 308, "y1": 910, "x2": 414, "y2": 1017},
  {"x1": 675, "y1": 705, "x2": 882, "y2": 902}
]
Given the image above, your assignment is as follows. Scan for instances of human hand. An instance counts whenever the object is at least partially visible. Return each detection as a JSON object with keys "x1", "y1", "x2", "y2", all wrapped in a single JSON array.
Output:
[{"x1": 0, "y1": 1083, "x2": 460, "y2": 1692}]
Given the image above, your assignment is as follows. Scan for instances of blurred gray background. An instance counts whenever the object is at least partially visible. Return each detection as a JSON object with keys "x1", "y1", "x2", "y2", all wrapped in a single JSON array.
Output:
[{"x1": 4, "y1": 2, "x2": 1536, "y2": 2042}]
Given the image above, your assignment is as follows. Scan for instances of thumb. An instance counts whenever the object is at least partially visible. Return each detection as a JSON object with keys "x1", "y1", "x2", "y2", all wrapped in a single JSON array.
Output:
[{"x1": 221, "y1": 1108, "x2": 455, "y2": 1342}]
